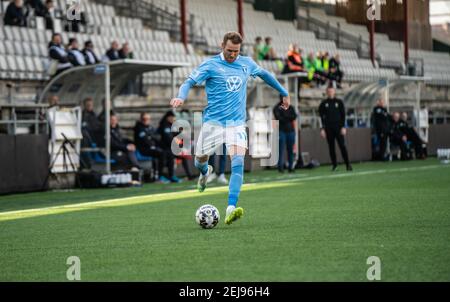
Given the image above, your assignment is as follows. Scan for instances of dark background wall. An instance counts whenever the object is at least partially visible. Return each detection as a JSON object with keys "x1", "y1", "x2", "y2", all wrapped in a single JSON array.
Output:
[
  {"x1": 254, "y1": 0, "x2": 296, "y2": 20},
  {"x1": 335, "y1": 0, "x2": 432, "y2": 50},
  {"x1": 299, "y1": 128, "x2": 372, "y2": 165},
  {"x1": 0, "y1": 135, "x2": 49, "y2": 195}
]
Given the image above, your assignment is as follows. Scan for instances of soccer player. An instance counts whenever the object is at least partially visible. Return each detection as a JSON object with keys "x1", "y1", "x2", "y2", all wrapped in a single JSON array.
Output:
[{"x1": 170, "y1": 32, "x2": 290, "y2": 225}]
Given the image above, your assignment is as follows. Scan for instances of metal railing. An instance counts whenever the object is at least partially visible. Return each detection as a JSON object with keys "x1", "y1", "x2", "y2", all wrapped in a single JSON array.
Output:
[
  {"x1": 91, "y1": 0, "x2": 206, "y2": 46},
  {"x1": 0, "y1": 103, "x2": 49, "y2": 135}
]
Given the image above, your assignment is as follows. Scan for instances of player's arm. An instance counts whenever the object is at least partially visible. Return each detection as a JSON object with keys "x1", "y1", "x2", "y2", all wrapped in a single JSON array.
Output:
[
  {"x1": 171, "y1": 61, "x2": 210, "y2": 108},
  {"x1": 252, "y1": 63, "x2": 290, "y2": 110},
  {"x1": 170, "y1": 78, "x2": 196, "y2": 108}
]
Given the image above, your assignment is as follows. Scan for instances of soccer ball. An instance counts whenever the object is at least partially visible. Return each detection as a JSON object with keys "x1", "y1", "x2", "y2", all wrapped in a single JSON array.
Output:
[{"x1": 195, "y1": 205, "x2": 220, "y2": 229}]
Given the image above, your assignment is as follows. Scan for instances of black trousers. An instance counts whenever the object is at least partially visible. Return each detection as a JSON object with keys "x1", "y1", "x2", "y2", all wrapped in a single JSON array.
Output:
[
  {"x1": 111, "y1": 150, "x2": 141, "y2": 169},
  {"x1": 325, "y1": 126, "x2": 350, "y2": 167},
  {"x1": 374, "y1": 131, "x2": 388, "y2": 161},
  {"x1": 140, "y1": 147, "x2": 174, "y2": 178},
  {"x1": 405, "y1": 128, "x2": 426, "y2": 158},
  {"x1": 390, "y1": 137, "x2": 409, "y2": 160}
]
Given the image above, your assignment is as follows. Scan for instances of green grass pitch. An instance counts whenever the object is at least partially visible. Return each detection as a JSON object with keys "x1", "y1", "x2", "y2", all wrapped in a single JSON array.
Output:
[{"x1": 0, "y1": 159, "x2": 449, "y2": 281}]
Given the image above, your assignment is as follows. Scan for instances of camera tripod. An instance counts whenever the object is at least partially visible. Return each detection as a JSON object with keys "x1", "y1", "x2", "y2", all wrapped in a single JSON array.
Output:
[{"x1": 43, "y1": 133, "x2": 84, "y2": 190}]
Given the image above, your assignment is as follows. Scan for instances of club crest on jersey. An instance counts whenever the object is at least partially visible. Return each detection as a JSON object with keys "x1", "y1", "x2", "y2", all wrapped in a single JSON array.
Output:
[
  {"x1": 242, "y1": 65, "x2": 248, "y2": 74},
  {"x1": 226, "y1": 76, "x2": 243, "y2": 92}
]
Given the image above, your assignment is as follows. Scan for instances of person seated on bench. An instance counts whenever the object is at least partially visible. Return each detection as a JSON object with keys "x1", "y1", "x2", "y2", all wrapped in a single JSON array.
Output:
[
  {"x1": 157, "y1": 111, "x2": 185, "y2": 183},
  {"x1": 133, "y1": 112, "x2": 166, "y2": 178},
  {"x1": 401, "y1": 112, "x2": 427, "y2": 159},
  {"x1": 390, "y1": 112, "x2": 410, "y2": 161},
  {"x1": 110, "y1": 113, "x2": 141, "y2": 170},
  {"x1": 81, "y1": 97, "x2": 104, "y2": 146}
]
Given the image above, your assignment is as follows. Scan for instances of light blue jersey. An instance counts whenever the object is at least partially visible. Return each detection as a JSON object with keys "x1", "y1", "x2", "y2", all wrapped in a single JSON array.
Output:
[{"x1": 178, "y1": 53, "x2": 288, "y2": 126}]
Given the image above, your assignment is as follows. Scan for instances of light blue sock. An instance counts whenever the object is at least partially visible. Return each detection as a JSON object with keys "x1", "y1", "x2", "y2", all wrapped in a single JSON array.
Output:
[
  {"x1": 228, "y1": 155, "x2": 244, "y2": 207},
  {"x1": 195, "y1": 158, "x2": 209, "y2": 175}
]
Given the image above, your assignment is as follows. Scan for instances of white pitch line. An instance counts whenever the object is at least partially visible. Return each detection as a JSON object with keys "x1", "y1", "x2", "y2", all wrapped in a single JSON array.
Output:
[{"x1": 0, "y1": 164, "x2": 447, "y2": 218}]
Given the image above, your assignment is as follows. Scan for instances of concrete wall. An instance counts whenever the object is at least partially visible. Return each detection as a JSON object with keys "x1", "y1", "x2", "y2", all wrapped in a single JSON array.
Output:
[
  {"x1": 299, "y1": 128, "x2": 372, "y2": 165},
  {"x1": 428, "y1": 124, "x2": 450, "y2": 155}
]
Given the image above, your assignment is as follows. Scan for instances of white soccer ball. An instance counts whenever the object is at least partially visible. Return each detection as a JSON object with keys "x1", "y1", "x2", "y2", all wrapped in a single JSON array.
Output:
[{"x1": 195, "y1": 204, "x2": 220, "y2": 229}]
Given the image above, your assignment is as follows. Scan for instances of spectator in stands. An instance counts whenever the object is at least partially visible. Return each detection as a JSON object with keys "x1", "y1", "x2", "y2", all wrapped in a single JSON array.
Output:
[
  {"x1": 371, "y1": 98, "x2": 390, "y2": 161},
  {"x1": 34, "y1": 0, "x2": 54, "y2": 31},
  {"x1": 274, "y1": 95, "x2": 298, "y2": 173},
  {"x1": 48, "y1": 33, "x2": 72, "y2": 76},
  {"x1": 82, "y1": 40, "x2": 100, "y2": 65},
  {"x1": 282, "y1": 44, "x2": 308, "y2": 98},
  {"x1": 4, "y1": 0, "x2": 27, "y2": 27},
  {"x1": 253, "y1": 36, "x2": 264, "y2": 61},
  {"x1": 400, "y1": 112, "x2": 427, "y2": 159},
  {"x1": 262, "y1": 37, "x2": 277, "y2": 60},
  {"x1": 67, "y1": 38, "x2": 86, "y2": 66},
  {"x1": 105, "y1": 41, "x2": 120, "y2": 61},
  {"x1": 390, "y1": 112, "x2": 410, "y2": 160},
  {"x1": 321, "y1": 52, "x2": 330, "y2": 73},
  {"x1": 25, "y1": 0, "x2": 46, "y2": 14},
  {"x1": 283, "y1": 44, "x2": 304, "y2": 74},
  {"x1": 119, "y1": 42, "x2": 134, "y2": 59},
  {"x1": 313, "y1": 51, "x2": 329, "y2": 85},
  {"x1": 157, "y1": 111, "x2": 181, "y2": 183},
  {"x1": 81, "y1": 97, "x2": 103, "y2": 147},
  {"x1": 261, "y1": 37, "x2": 284, "y2": 71},
  {"x1": 329, "y1": 53, "x2": 344, "y2": 88},
  {"x1": 110, "y1": 113, "x2": 141, "y2": 170},
  {"x1": 303, "y1": 52, "x2": 325, "y2": 87}
]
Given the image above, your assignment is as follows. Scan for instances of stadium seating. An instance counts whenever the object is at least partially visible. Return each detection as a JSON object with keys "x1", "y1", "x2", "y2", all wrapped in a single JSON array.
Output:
[
  {"x1": 147, "y1": 0, "x2": 398, "y2": 83},
  {"x1": 0, "y1": 0, "x2": 206, "y2": 84},
  {"x1": 300, "y1": 5, "x2": 450, "y2": 86},
  {"x1": 0, "y1": 0, "x2": 448, "y2": 87}
]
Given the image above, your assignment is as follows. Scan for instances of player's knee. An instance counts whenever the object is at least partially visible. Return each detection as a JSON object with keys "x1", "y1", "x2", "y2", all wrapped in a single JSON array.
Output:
[
  {"x1": 231, "y1": 155, "x2": 244, "y2": 170},
  {"x1": 196, "y1": 155, "x2": 209, "y2": 163}
]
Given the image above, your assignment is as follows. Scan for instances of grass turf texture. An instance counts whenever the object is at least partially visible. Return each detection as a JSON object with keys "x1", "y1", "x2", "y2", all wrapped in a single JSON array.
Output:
[{"x1": 0, "y1": 159, "x2": 449, "y2": 281}]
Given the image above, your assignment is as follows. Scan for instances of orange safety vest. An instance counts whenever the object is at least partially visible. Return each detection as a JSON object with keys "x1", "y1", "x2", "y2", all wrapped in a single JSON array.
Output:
[{"x1": 287, "y1": 51, "x2": 303, "y2": 72}]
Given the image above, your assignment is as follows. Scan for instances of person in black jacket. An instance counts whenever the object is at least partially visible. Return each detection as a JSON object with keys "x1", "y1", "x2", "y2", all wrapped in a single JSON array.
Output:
[
  {"x1": 134, "y1": 113, "x2": 168, "y2": 180},
  {"x1": 4, "y1": 0, "x2": 27, "y2": 27},
  {"x1": 400, "y1": 112, "x2": 426, "y2": 159},
  {"x1": 33, "y1": 0, "x2": 54, "y2": 31},
  {"x1": 67, "y1": 38, "x2": 86, "y2": 66},
  {"x1": 82, "y1": 40, "x2": 100, "y2": 65},
  {"x1": 371, "y1": 98, "x2": 390, "y2": 161},
  {"x1": 105, "y1": 41, "x2": 120, "y2": 61},
  {"x1": 318, "y1": 86, "x2": 352, "y2": 171},
  {"x1": 81, "y1": 97, "x2": 103, "y2": 147},
  {"x1": 390, "y1": 112, "x2": 410, "y2": 160},
  {"x1": 48, "y1": 33, "x2": 72, "y2": 75},
  {"x1": 110, "y1": 114, "x2": 141, "y2": 170},
  {"x1": 328, "y1": 54, "x2": 343, "y2": 88},
  {"x1": 273, "y1": 95, "x2": 298, "y2": 173},
  {"x1": 119, "y1": 42, "x2": 134, "y2": 59},
  {"x1": 156, "y1": 111, "x2": 185, "y2": 183}
]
